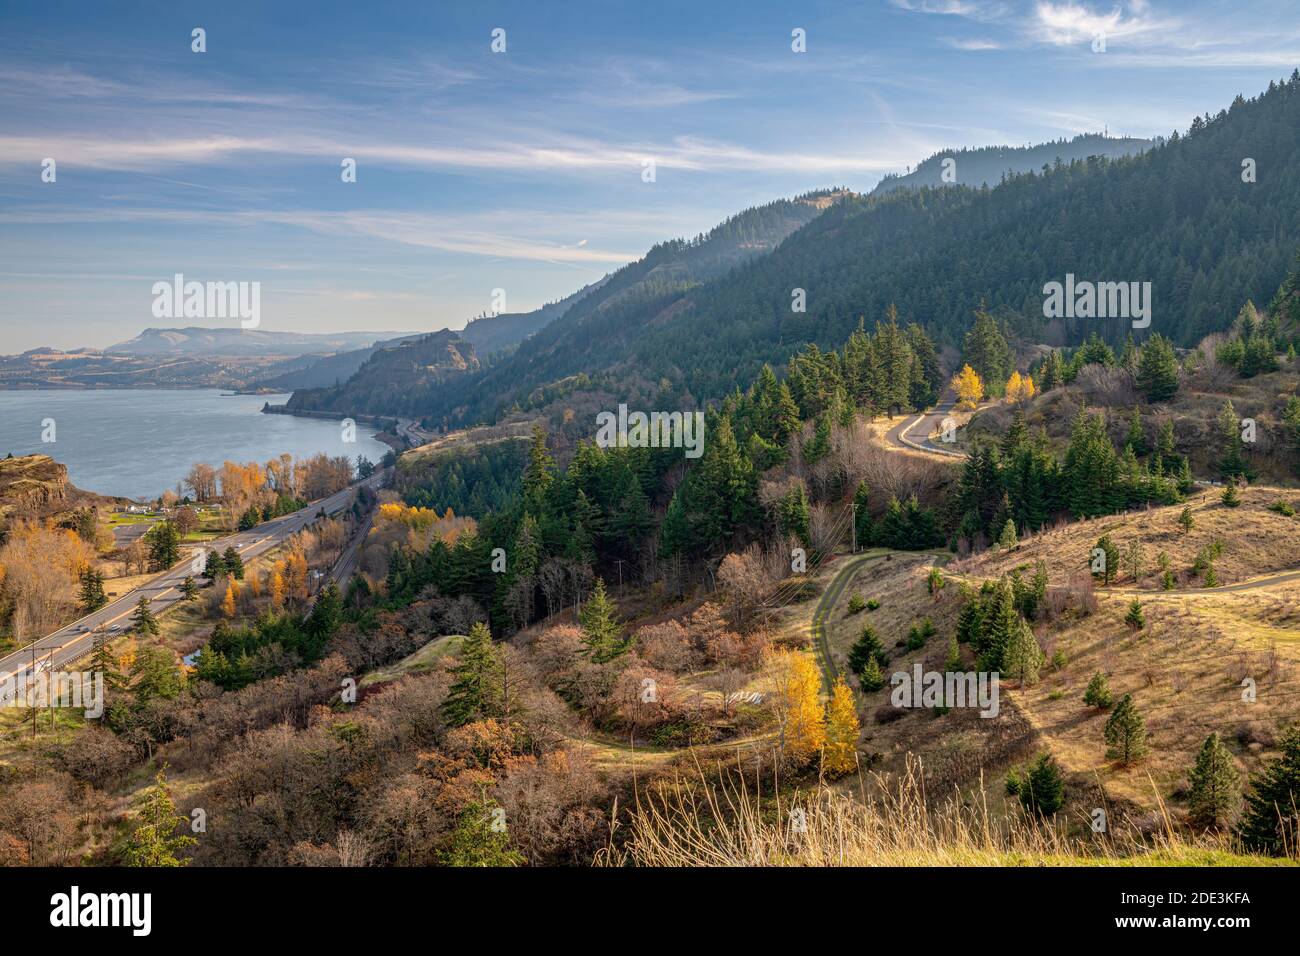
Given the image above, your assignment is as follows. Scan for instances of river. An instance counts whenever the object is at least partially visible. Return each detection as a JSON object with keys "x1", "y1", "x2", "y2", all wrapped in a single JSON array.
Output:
[{"x1": 0, "y1": 389, "x2": 389, "y2": 499}]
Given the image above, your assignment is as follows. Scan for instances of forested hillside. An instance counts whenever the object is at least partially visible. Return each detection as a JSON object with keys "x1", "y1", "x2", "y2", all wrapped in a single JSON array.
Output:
[
  {"x1": 396, "y1": 73, "x2": 1300, "y2": 428},
  {"x1": 870, "y1": 132, "x2": 1151, "y2": 194}
]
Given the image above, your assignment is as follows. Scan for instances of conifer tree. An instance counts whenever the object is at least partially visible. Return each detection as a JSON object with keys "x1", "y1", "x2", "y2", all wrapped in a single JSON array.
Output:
[
  {"x1": 996, "y1": 518, "x2": 1017, "y2": 549},
  {"x1": 203, "y1": 549, "x2": 225, "y2": 578},
  {"x1": 1221, "y1": 477, "x2": 1242, "y2": 507},
  {"x1": 578, "y1": 578, "x2": 627, "y2": 663},
  {"x1": 1187, "y1": 732, "x2": 1241, "y2": 830},
  {"x1": 1237, "y1": 726, "x2": 1300, "y2": 855},
  {"x1": 180, "y1": 575, "x2": 199, "y2": 601},
  {"x1": 1083, "y1": 671, "x2": 1113, "y2": 709},
  {"x1": 1019, "y1": 753, "x2": 1065, "y2": 816},
  {"x1": 442, "y1": 798, "x2": 524, "y2": 867},
  {"x1": 1124, "y1": 599, "x2": 1145, "y2": 631},
  {"x1": 1178, "y1": 506, "x2": 1195, "y2": 533},
  {"x1": 222, "y1": 546, "x2": 244, "y2": 580},
  {"x1": 1136, "y1": 333, "x2": 1180, "y2": 401},
  {"x1": 847, "y1": 625, "x2": 887, "y2": 676},
  {"x1": 943, "y1": 634, "x2": 962, "y2": 672},
  {"x1": 1104, "y1": 694, "x2": 1148, "y2": 764},
  {"x1": 441, "y1": 623, "x2": 503, "y2": 727},
  {"x1": 90, "y1": 631, "x2": 125, "y2": 692},
  {"x1": 148, "y1": 520, "x2": 182, "y2": 570},
  {"x1": 1091, "y1": 535, "x2": 1119, "y2": 585},
  {"x1": 123, "y1": 768, "x2": 196, "y2": 867},
  {"x1": 858, "y1": 656, "x2": 885, "y2": 692},
  {"x1": 79, "y1": 568, "x2": 107, "y2": 613},
  {"x1": 1001, "y1": 619, "x2": 1043, "y2": 685},
  {"x1": 131, "y1": 596, "x2": 159, "y2": 637}
]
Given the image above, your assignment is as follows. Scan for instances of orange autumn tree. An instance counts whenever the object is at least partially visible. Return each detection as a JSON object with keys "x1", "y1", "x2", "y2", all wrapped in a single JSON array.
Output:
[
  {"x1": 766, "y1": 648, "x2": 826, "y2": 766},
  {"x1": 269, "y1": 571, "x2": 287, "y2": 610},
  {"x1": 823, "y1": 676, "x2": 861, "y2": 776},
  {"x1": 221, "y1": 581, "x2": 239, "y2": 619},
  {"x1": 1005, "y1": 370, "x2": 1037, "y2": 404},
  {"x1": 951, "y1": 365, "x2": 984, "y2": 409}
]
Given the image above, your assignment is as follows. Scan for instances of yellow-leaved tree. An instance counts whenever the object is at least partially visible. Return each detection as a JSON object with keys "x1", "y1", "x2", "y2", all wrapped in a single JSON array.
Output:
[
  {"x1": 221, "y1": 581, "x2": 239, "y2": 619},
  {"x1": 951, "y1": 365, "x2": 984, "y2": 409},
  {"x1": 766, "y1": 648, "x2": 826, "y2": 766},
  {"x1": 1005, "y1": 371, "x2": 1037, "y2": 404},
  {"x1": 823, "y1": 676, "x2": 861, "y2": 776}
]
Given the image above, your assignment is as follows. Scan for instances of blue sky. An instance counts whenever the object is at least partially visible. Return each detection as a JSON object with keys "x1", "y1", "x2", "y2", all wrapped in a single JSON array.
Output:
[{"x1": 1, "y1": 0, "x2": 1298, "y2": 352}]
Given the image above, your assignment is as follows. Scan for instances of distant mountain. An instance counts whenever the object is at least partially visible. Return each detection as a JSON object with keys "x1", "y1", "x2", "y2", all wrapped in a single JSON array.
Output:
[
  {"x1": 453, "y1": 280, "x2": 607, "y2": 357},
  {"x1": 409, "y1": 190, "x2": 844, "y2": 420},
  {"x1": 107, "y1": 327, "x2": 411, "y2": 358},
  {"x1": 388, "y1": 74, "x2": 1300, "y2": 428},
  {"x1": 871, "y1": 133, "x2": 1152, "y2": 195},
  {"x1": 285, "y1": 330, "x2": 479, "y2": 418},
  {"x1": 251, "y1": 333, "x2": 425, "y2": 391}
]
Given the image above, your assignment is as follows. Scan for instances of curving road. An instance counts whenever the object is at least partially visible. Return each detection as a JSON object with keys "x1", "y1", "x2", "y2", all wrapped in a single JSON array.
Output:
[{"x1": 0, "y1": 471, "x2": 385, "y2": 688}]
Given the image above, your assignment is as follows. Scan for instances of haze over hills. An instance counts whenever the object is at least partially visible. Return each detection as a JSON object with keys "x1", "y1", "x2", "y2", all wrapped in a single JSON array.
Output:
[
  {"x1": 106, "y1": 327, "x2": 413, "y2": 358},
  {"x1": 870, "y1": 133, "x2": 1153, "y2": 195},
  {"x1": 339, "y1": 74, "x2": 1298, "y2": 430},
  {"x1": 285, "y1": 330, "x2": 480, "y2": 418},
  {"x1": 287, "y1": 191, "x2": 841, "y2": 420}
]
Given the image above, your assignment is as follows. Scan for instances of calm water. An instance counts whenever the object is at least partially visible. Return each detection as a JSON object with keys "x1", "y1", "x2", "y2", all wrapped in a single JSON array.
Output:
[{"x1": 0, "y1": 389, "x2": 389, "y2": 499}]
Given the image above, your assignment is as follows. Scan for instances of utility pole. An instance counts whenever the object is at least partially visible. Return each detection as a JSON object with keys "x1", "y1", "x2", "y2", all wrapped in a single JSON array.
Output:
[{"x1": 850, "y1": 502, "x2": 857, "y2": 553}]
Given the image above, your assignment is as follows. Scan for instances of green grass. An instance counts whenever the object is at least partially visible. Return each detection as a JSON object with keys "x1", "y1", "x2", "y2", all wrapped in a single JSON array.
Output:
[{"x1": 359, "y1": 634, "x2": 465, "y2": 687}]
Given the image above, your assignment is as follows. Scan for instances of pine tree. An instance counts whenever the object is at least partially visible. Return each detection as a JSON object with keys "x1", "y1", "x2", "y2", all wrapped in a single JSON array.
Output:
[
  {"x1": 1237, "y1": 726, "x2": 1300, "y2": 855},
  {"x1": 131, "y1": 596, "x2": 159, "y2": 637},
  {"x1": 1124, "y1": 599, "x2": 1145, "y2": 631},
  {"x1": 858, "y1": 656, "x2": 885, "y2": 692},
  {"x1": 1092, "y1": 535, "x2": 1119, "y2": 585},
  {"x1": 1019, "y1": 753, "x2": 1065, "y2": 816},
  {"x1": 1104, "y1": 694, "x2": 1148, "y2": 764},
  {"x1": 90, "y1": 631, "x2": 125, "y2": 692},
  {"x1": 1221, "y1": 478, "x2": 1242, "y2": 507},
  {"x1": 578, "y1": 578, "x2": 627, "y2": 663},
  {"x1": 222, "y1": 546, "x2": 244, "y2": 580},
  {"x1": 963, "y1": 304, "x2": 1012, "y2": 392},
  {"x1": 1136, "y1": 333, "x2": 1180, "y2": 401},
  {"x1": 180, "y1": 575, "x2": 199, "y2": 601},
  {"x1": 1178, "y1": 506, "x2": 1195, "y2": 533},
  {"x1": 823, "y1": 676, "x2": 860, "y2": 776},
  {"x1": 203, "y1": 549, "x2": 225, "y2": 578},
  {"x1": 123, "y1": 768, "x2": 196, "y2": 867},
  {"x1": 1001, "y1": 619, "x2": 1043, "y2": 685},
  {"x1": 1187, "y1": 732, "x2": 1241, "y2": 830},
  {"x1": 441, "y1": 623, "x2": 503, "y2": 727},
  {"x1": 148, "y1": 520, "x2": 182, "y2": 570},
  {"x1": 848, "y1": 626, "x2": 887, "y2": 676},
  {"x1": 1083, "y1": 671, "x2": 1113, "y2": 709},
  {"x1": 522, "y1": 424, "x2": 555, "y2": 504},
  {"x1": 943, "y1": 634, "x2": 962, "y2": 672},
  {"x1": 79, "y1": 568, "x2": 107, "y2": 613},
  {"x1": 996, "y1": 518, "x2": 1017, "y2": 549},
  {"x1": 442, "y1": 798, "x2": 524, "y2": 867}
]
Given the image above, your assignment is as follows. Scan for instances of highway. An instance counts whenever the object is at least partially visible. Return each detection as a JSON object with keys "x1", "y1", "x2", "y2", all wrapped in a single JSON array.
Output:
[
  {"x1": 394, "y1": 417, "x2": 434, "y2": 448},
  {"x1": 0, "y1": 471, "x2": 385, "y2": 688}
]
